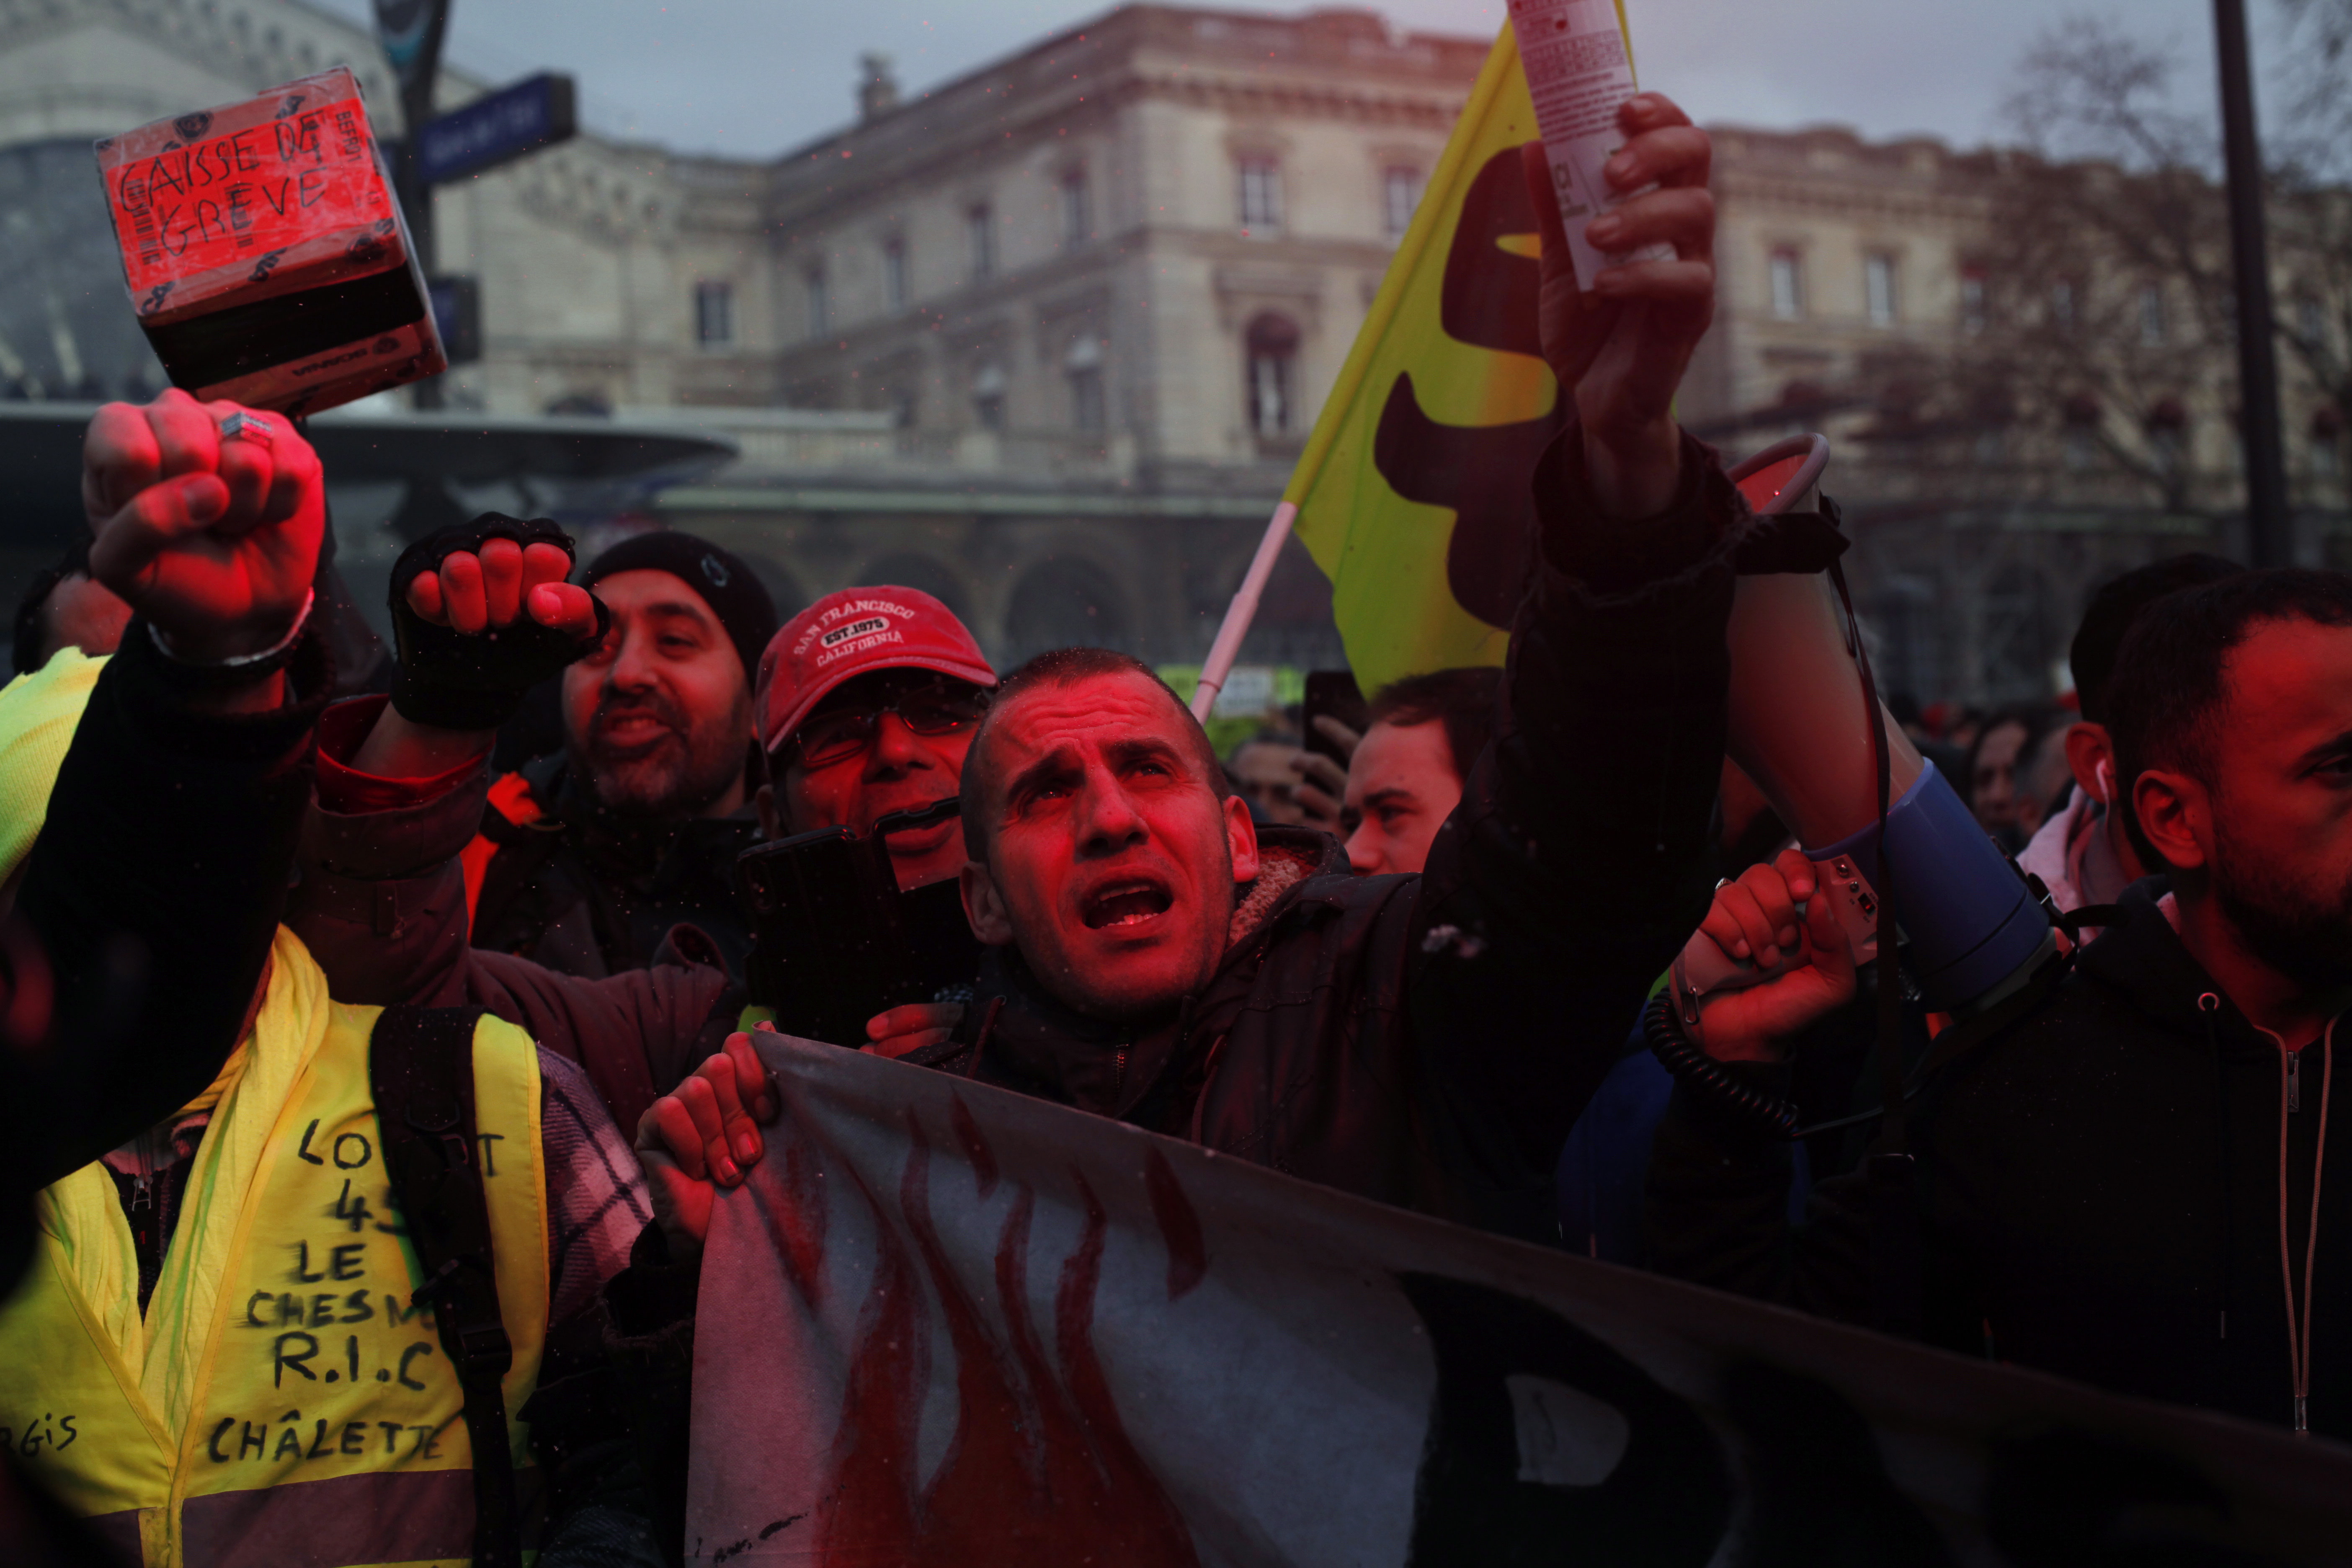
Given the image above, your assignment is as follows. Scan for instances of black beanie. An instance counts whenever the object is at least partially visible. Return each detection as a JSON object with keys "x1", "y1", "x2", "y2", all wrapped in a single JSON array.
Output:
[{"x1": 580, "y1": 531, "x2": 779, "y2": 683}]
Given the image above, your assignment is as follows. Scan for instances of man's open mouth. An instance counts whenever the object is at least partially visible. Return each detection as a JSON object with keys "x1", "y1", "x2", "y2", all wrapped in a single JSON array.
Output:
[{"x1": 1082, "y1": 879, "x2": 1173, "y2": 930}]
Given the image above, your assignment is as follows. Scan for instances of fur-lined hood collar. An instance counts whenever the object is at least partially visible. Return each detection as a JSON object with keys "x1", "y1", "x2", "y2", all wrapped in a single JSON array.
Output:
[{"x1": 1228, "y1": 825, "x2": 1350, "y2": 948}]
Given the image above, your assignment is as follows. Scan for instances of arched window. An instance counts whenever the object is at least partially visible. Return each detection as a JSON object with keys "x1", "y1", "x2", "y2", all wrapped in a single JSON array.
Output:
[
  {"x1": 1065, "y1": 335, "x2": 1105, "y2": 434},
  {"x1": 972, "y1": 360, "x2": 1007, "y2": 431},
  {"x1": 2145, "y1": 396, "x2": 2189, "y2": 479},
  {"x1": 2314, "y1": 405, "x2": 2343, "y2": 481},
  {"x1": 860, "y1": 554, "x2": 969, "y2": 622},
  {"x1": 2062, "y1": 392, "x2": 2102, "y2": 471},
  {"x1": 1979, "y1": 565, "x2": 2055, "y2": 701},
  {"x1": 1245, "y1": 313, "x2": 1300, "y2": 440},
  {"x1": 1005, "y1": 557, "x2": 1131, "y2": 664}
]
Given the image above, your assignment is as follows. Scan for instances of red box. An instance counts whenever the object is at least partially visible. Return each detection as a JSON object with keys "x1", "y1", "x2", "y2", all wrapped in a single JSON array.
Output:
[{"x1": 95, "y1": 69, "x2": 446, "y2": 415}]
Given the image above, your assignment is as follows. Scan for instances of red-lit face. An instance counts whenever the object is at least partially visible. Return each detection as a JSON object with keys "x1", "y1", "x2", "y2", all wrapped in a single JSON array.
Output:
[
  {"x1": 562, "y1": 569, "x2": 751, "y2": 820},
  {"x1": 961, "y1": 671, "x2": 1260, "y2": 1020},
  {"x1": 2154, "y1": 619, "x2": 2352, "y2": 992},
  {"x1": 779, "y1": 669, "x2": 980, "y2": 891}
]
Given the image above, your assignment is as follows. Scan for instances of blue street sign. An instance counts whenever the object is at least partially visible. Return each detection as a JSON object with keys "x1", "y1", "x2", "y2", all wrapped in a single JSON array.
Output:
[{"x1": 415, "y1": 72, "x2": 576, "y2": 187}]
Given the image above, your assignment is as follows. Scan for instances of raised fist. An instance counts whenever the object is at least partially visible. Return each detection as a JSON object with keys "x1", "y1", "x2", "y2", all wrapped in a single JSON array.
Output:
[
  {"x1": 386, "y1": 514, "x2": 606, "y2": 730},
  {"x1": 81, "y1": 389, "x2": 324, "y2": 663}
]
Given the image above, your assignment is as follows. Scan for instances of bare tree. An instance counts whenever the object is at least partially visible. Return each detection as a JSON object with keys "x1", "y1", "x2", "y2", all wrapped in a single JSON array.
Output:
[
  {"x1": 1887, "y1": 13, "x2": 2349, "y2": 527},
  {"x1": 2274, "y1": 0, "x2": 2352, "y2": 499}
]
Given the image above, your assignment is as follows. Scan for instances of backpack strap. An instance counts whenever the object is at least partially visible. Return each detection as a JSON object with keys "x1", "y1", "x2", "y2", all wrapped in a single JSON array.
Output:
[{"x1": 371, "y1": 1004, "x2": 520, "y2": 1568}]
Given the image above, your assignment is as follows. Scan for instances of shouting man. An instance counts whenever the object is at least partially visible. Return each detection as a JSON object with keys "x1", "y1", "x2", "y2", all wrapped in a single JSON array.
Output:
[{"x1": 647, "y1": 95, "x2": 1748, "y2": 1246}]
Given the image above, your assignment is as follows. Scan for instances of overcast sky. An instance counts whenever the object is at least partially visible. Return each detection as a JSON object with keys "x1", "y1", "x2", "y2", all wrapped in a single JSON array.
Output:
[{"x1": 307, "y1": 0, "x2": 2303, "y2": 160}]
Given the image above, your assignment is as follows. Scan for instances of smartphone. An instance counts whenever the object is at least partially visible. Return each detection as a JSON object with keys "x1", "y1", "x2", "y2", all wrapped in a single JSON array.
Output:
[{"x1": 1301, "y1": 669, "x2": 1366, "y2": 769}]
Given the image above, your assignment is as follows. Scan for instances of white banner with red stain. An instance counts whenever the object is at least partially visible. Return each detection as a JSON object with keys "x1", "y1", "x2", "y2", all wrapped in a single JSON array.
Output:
[{"x1": 686, "y1": 1035, "x2": 2352, "y2": 1565}]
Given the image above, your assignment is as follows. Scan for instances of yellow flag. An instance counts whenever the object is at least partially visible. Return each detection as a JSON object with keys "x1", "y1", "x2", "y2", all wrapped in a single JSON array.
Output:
[{"x1": 1289, "y1": 20, "x2": 1620, "y2": 696}]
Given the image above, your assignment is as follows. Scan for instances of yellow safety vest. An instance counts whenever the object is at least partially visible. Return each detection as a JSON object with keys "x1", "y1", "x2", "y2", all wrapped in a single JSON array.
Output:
[{"x1": 0, "y1": 929, "x2": 548, "y2": 1568}]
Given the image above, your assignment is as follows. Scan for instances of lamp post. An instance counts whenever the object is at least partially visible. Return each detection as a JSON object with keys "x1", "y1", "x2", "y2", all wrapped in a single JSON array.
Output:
[
  {"x1": 373, "y1": 0, "x2": 451, "y2": 410},
  {"x1": 2213, "y1": 0, "x2": 2293, "y2": 566}
]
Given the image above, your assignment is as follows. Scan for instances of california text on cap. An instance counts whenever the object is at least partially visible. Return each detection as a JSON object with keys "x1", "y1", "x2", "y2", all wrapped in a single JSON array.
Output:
[{"x1": 756, "y1": 586, "x2": 997, "y2": 756}]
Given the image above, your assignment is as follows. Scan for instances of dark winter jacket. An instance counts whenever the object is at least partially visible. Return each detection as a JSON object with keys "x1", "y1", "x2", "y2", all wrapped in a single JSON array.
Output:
[
  {"x1": 1645, "y1": 879, "x2": 2352, "y2": 1438},
  {"x1": 912, "y1": 428, "x2": 1749, "y2": 1239},
  {"x1": 10, "y1": 627, "x2": 330, "y2": 1213},
  {"x1": 467, "y1": 751, "x2": 763, "y2": 983},
  {"x1": 289, "y1": 761, "x2": 740, "y2": 1139},
  {"x1": 288, "y1": 425, "x2": 1750, "y2": 1238}
]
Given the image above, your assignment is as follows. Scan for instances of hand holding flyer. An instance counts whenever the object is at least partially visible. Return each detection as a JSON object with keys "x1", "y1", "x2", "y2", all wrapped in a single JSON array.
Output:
[{"x1": 1509, "y1": 0, "x2": 1676, "y2": 288}]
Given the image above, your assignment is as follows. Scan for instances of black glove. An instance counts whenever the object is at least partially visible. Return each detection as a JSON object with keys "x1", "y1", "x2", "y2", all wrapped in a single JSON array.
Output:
[{"x1": 387, "y1": 513, "x2": 609, "y2": 730}]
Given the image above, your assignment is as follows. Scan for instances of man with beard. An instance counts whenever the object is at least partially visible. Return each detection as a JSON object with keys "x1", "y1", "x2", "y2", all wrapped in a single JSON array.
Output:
[
  {"x1": 461, "y1": 532, "x2": 777, "y2": 980},
  {"x1": 1644, "y1": 569, "x2": 2352, "y2": 1438},
  {"x1": 286, "y1": 558, "x2": 992, "y2": 1133}
]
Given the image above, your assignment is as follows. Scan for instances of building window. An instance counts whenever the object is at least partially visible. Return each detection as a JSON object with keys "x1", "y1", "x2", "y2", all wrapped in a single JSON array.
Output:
[
  {"x1": 1237, "y1": 156, "x2": 1282, "y2": 232},
  {"x1": 1960, "y1": 266, "x2": 1987, "y2": 335},
  {"x1": 1865, "y1": 252, "x2": 1898, "y2": 328},
  {"x1": 2138, "y1": 285, "x2": 2166, "y2": 348},
  {"x1": 1245, "y1": 312, "x2": 1300, "y2": 439},
  {"x1": 1382, "y1": 165, "x2": 1421, "y2": 240},
  {"x1": 2050, "y1": 279, "x2": 2076, "y2": 330},
  {"x1": 803, "y1": 266, "x2": 828, "y2": 340},
  {"x1": 2146, "y1": 397, "x2": 2188, "y2": 478},
  {"x1": 882, "y1": 237, "x2": 909, "y2": 311},
  {"x1": 972, "y1": 360, "x2": 1007, "y2": 431},
  {"x1": 2314, "y1": 407, "x2": 2343, "y2": 480},
  {"x1": 1065, "y1": 335, "x2": 1106, "y2": 433},
  {"x1": 887, "y1": 384, "x2": 918, "y2": 428},
  {"x1": 694, "y1": 280, "x2": 733, "y2": 346},
  {"x1": 2297, "y1": 297, "x2": 2328, "y2": 353},
  {"x1": 2062, "y1": 392, "x2": 2101, "y2": 471},
  {"x1": 967, "y1": 203, "x2": 995, "y2": 282},
  {"x1": 1060, "y1": 168, "x2": 1091, "y2": 251},
  {"x1": 1768, "y1": 248, "x2": 1803, "y2": 320}
]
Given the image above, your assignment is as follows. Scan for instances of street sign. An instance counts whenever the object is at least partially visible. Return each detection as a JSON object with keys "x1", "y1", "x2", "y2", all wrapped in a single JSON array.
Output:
[
  {"x1": 429, "y1": 275, "x2": 481, "y2": 366},
  {"x1": 415, "y1": 72, "x2": 577, "y2": 187}
]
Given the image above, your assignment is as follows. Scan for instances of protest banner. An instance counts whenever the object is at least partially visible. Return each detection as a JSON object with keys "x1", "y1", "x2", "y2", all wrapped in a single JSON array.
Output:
[{"x1": 686, "y1": 1033, "x2": 2352, "y2": 1565}]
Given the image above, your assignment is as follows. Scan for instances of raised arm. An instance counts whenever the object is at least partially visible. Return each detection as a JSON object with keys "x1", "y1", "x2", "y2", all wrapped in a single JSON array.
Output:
[
  {"x1": 283, "y1": 520, "x2": 735, "y2": 1133},
  {"x1": 1405, "y1": 98, "x2": 1747, "y2": 1228},
  {"x1": 9, "y1": 391, "x2": 328, "y2": 1189}
]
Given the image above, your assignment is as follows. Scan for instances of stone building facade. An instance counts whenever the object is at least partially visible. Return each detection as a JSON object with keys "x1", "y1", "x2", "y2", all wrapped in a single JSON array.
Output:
[
  {"x1": 6, "y1": 1, "x2": 2343, "y2": 694},
  {"x1": 1687, "y1": 125, "x2": 2350, "y2": 706},
  {"x1": 650, "y1": 6, "x2": 1485, "y2": 670},
  {"x1": 0, "y1": 0, "x2": 1482, "y2": 669}
]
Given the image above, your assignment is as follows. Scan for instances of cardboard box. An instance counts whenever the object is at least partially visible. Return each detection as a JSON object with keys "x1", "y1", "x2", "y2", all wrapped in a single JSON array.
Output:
[{"x1": 94, "y1": 69, "x2": 446, "y2": 415}]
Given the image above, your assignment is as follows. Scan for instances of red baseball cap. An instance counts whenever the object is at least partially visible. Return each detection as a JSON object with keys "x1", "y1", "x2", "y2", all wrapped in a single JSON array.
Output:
[{"x1": 756, "y1": 585, "x2": 998, "y2": 756}]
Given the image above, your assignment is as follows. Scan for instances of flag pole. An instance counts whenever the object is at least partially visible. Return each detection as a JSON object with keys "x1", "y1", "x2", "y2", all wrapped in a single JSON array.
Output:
[{"x1": 1189, "y1": 501, "x2": 1298, "y2": 721}]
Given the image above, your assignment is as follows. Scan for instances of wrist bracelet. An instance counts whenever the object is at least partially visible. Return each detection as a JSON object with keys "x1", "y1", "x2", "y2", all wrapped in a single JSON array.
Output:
[
  {"x1": 147, "y1": 589, "x2": 316, "y2": 681},
  {"x1": 152, "y1": 588, "x2": 317, "y2": 677}
]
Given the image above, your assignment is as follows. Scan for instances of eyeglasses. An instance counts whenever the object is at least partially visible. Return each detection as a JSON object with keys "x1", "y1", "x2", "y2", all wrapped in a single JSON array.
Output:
[{"x1": 785, "y1": 680, "x2": 991, "y2": 768}]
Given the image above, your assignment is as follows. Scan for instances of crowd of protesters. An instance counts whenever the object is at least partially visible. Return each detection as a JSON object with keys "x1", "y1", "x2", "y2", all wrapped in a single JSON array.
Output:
[{"x1": 4, "y1": 88, "x2": 2351, "y2": 1565}]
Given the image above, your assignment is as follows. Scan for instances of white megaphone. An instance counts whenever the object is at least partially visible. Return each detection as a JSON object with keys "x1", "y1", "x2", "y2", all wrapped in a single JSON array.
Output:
[{"x1": 1669, "y1": 435, "x2": 2055, "y2": 1040}]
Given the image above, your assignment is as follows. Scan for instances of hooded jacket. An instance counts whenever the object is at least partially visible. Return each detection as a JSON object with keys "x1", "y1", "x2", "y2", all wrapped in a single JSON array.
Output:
[{"x1": 1645, "y1": 880, "x2": 2352, "y2": 1437}]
